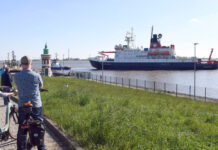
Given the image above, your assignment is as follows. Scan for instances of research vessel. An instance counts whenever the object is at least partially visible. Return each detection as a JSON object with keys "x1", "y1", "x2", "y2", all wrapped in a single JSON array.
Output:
[{"x1": 89, "y1": 28, "x2": 218, "y2": 70}]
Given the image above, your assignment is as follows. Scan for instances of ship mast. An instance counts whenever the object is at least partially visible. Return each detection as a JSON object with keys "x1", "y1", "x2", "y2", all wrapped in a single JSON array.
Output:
[
  {"x1": 68, "y1": 49, "x2": 70, "y2": 60},
  {"x1": 125, "y1": 27, "x2": 135, "y2": 49},
  {"x1": 55, "y1": 53, "x2": 58, "y2": 60},
  {"x1": 151, "y1": 26, "x2": 153, "y2": 40}
]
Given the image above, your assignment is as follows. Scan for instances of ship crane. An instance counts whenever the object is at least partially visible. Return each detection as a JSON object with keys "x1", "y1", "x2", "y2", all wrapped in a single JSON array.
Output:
[
  {"x1": 99, "y1": 51, "x2": 116, "y2": 54},
  {"x1": 98, "y1": 51, "x2": 116, "y2": 58},
  {"x1": 208, "y1": 48, "x2": 214, "y2": 64},
  {"x1": 205, "y1": 48, "x2": 218, "y2": 64}
]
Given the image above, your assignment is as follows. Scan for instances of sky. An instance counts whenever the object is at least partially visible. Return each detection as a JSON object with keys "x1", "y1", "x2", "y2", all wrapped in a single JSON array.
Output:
[{"x1": 0, "y1": 0, "x2": 218, "y2": 60}]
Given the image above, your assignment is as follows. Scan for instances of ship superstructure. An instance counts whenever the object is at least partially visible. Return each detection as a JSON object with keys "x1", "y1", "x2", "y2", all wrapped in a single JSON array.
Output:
[{"x1": 89, "y1": 27, "x2": 218, "y2": 70}]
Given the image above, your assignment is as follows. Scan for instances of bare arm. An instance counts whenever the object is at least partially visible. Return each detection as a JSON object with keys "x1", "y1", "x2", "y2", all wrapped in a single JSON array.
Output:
[
  {"x1": 0, "y1": 91, "x2": 14, "y2": 97},
  {"x1": 6, "y1": 92, "x2": 14, "y2": 97},
  {"x1": 39, "y1": 74, "x2": 43, "y2": 88},
  {"x1": 0, "y1": 91, "x2": 7, "y2": 97}
]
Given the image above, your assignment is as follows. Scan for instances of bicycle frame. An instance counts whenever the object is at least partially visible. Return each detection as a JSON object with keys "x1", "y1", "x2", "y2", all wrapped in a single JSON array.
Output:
[
  {"x1": 0, "y1": 98, "x2": 13, "y2": 140},
  {"x1": 0, "y1": 97, "x2": 17, "y2": 141}
]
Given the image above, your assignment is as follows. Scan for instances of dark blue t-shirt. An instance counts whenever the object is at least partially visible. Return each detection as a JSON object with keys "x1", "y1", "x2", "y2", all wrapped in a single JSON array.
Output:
[{"x1": 1, "y1": 71, "x2": 13, "y2": 88}]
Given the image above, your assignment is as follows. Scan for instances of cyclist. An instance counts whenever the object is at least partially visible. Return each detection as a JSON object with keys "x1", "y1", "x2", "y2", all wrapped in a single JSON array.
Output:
[
  {"x1": 1, "y1": 66, "x2": 13, "y2": 105},
  {"x1": 14, "y1": 56, "x2": 45, "y2": 150},
  {"x1": 1, "y1": 66, "x2": 13, "y2": 88}
]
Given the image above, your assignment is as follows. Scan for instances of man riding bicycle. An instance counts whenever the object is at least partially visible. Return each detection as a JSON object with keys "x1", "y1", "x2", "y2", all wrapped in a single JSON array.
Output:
[{"x1": 15, "y1": 56, "x2": 45, "y2": 150}]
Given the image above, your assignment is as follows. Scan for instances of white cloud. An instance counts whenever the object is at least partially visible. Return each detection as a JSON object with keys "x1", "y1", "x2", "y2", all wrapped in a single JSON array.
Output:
[{"x1": 189, "y1": 18, "x2": 200, "y2": 23}]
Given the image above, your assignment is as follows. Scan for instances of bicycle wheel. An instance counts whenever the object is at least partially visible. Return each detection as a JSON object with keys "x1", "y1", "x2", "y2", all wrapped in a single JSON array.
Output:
[
  {"x1": 8, "y1": 110, "x2": 19, "y2": 140},
  {"x1": 26, "y1": 133, "x2": 33, "y2": 150}
]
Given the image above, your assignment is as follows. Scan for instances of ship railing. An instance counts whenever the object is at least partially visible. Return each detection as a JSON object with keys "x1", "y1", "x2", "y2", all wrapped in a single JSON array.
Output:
[{"x1": 114, "y1": 59, "x2": 195, "y2": 63}]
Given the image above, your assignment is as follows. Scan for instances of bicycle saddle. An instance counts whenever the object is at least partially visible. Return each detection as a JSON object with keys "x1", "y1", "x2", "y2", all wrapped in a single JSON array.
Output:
[{"x1": 22, "y1": 101, "x2": 33, "y2": 107}]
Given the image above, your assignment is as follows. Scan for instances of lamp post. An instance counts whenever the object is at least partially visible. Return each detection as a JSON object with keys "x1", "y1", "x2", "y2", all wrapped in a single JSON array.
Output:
[{"x1": 194, "y1": 43, "x2": 198, "y2": 99}]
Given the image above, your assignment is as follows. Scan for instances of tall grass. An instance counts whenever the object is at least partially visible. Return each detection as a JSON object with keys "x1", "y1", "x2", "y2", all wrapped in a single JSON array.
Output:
[{"x1": 41, "y1": 77, "x2": 218, "y2": 150}]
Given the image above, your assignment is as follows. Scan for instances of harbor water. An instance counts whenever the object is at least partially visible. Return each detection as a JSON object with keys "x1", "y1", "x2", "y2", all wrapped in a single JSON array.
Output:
[{"x1": 1, "y1": 60, "x2": 218, "y2": 99}]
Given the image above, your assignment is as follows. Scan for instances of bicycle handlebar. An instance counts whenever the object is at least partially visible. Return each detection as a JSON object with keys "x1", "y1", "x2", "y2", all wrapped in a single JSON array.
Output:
[
  {"x1": 0, "y1": 88, "x2": 15, "y2": 92},
  {"x1": 0, "y1": 88, "x2": 48, "y2": 93},
  {"x1": 39, "y1": 89, "x2": 48, "y2": 92}
]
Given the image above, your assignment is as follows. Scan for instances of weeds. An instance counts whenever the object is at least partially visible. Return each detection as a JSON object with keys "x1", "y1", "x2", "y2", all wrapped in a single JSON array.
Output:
[{"x1": 41, "y1": 77, "x2": 218, "y2": 150}]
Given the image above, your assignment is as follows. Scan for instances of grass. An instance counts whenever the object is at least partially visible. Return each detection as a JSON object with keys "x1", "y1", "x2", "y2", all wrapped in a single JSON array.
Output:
[
  {"x1": 10, "y1": 76, "x2": 218, "y2": 149},
  {"x1": 41, "y1": 77, "x2": 218, "y2": 150}
]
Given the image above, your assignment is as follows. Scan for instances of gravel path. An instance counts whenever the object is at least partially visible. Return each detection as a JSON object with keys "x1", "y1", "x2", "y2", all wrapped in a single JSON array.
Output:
[{"x1": 0, "y1": 97, "x2": 67, "y2": 150}]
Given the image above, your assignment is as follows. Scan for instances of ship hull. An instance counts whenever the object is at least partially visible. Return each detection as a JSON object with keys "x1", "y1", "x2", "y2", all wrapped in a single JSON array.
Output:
[
  {"x1": 90, "y1": 60, "x2": 218, "y2": 70},
  {"x1": 51, "y1": 67, "x2": 71, "y2": 70}
]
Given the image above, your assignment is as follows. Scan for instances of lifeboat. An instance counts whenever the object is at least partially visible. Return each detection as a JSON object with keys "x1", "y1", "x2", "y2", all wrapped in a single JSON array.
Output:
[
  {"x1": 148, "y1": 51, "x2": 158, "y2": 55},
  {"x1": 160, "y1": 51, "x2": 170, "y2": 55}
]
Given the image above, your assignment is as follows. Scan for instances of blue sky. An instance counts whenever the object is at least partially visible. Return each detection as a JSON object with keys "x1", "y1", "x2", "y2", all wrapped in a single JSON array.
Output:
[{"x1": 0, "y1": 0, "x2": 218, "y2": 60}]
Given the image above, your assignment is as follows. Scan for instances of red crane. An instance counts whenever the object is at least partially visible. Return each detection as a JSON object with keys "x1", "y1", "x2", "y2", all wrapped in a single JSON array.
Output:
[
  {"x1": 208, "y1": 48, "x2": 213, "y2": 64},
  {"x1": 206, "y1": 48, "x2": 218, "y2": 64},
  {"x1": 99, "y1": 51, "x2": 116, "y2": 54},
  {"x1": 98, "y1": 51, "x2": 116, "y2": 58}
]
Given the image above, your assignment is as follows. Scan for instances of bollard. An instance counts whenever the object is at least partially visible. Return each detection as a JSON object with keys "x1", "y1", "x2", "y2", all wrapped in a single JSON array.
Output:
[
  {"x1": 144, "y1": 80, "x2": 146, "y2": 90},
  {"x1": 116, "y1": 77, "x2": 117, "y2": 85},
  {"x1": 122, "y1": 78, "x2": 123, "y2": 87},
  {"x1": 110, "y1": 76, "x2": 111, "y2": 84},
  {"x1": 129, "y1": 79, "x2": 130, "y2": 88}
]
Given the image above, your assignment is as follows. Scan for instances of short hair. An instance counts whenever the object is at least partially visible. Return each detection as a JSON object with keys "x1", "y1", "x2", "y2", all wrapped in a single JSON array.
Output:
[
  {"x1": 5, "y1": 67, "x2": 10, "y2": 72},
  {"x1": 21, "y1": 56, "x2": 32, "y2": 65}
]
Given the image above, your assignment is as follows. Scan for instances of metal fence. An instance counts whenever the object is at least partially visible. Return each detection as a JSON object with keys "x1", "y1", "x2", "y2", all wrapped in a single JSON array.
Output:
[{"x1": 72, "y1": 72, "x2": 218, "y2": 102}]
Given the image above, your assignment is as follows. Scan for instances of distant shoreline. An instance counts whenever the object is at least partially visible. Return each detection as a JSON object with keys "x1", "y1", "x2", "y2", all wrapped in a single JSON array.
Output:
[{"x1": 0, "y1": 59, "x2": 89, "y2": 62}]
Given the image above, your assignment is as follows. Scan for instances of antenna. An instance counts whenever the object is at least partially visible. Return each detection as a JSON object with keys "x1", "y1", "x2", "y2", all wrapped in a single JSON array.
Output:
[
  {"x1": 131, "y1": 27, "x2": 134, "y2": 41},
  {"x1": 125, "y1": 31, "x2": 130, "y2": 48},
  {"x1": 131, "y1": 27, "x2": 135, "y2": 48},
  {"x1": 125, "y1": 27, "x2": 135, "y2": 49}
]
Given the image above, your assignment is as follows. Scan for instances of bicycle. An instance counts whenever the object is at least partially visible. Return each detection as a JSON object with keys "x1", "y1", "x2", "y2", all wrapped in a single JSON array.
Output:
[
  {"x1": 0, "y1": 91, "x2": 19, "y2": 141},
  {"x1": 20, "y1": 88, "x2": 48, "y2": 150}
]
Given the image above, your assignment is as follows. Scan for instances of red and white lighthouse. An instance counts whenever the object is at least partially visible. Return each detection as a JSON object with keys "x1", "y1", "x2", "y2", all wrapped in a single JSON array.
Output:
[{"x1": 41, "y1": 43, "x2": 52, "y2": 76}]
